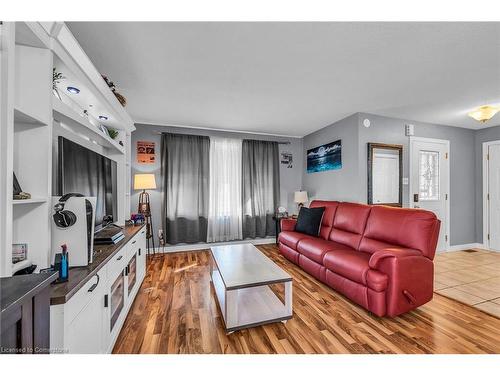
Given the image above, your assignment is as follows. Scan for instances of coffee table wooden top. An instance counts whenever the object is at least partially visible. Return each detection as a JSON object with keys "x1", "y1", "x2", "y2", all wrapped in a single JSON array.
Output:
[{"x1": 210, "y1": 244, "x2": 292, "y2": 290}]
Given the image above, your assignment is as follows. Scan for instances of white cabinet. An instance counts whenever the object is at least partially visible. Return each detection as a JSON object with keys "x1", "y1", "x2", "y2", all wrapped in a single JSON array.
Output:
[
  {"x1": 66, "y1": 287, "x2": 106, "y2": 353},
  {"x1": 50, "y1": 227, "x2": 147, "y2": 353}
]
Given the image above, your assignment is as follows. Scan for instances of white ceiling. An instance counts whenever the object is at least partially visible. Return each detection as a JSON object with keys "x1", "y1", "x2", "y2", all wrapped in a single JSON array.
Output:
[{"x1": 67, "y1": 22, "x2": 500, "y2": 137}]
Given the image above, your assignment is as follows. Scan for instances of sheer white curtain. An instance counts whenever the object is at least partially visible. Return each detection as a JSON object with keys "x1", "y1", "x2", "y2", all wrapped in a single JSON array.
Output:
[{"x1": 207, "y1": 137, "x2": 243, "y2": 242}]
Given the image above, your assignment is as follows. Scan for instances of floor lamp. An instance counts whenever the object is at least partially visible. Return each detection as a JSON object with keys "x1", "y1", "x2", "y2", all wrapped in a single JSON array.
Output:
[{"x1": 134, "y1": 174, "x2": 156, "y2": 255}]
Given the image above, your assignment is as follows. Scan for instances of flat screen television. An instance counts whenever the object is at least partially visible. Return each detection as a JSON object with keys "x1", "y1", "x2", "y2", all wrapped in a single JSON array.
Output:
[{"x1": 57, "y1": 136, "x2": 117, "y2": 231}]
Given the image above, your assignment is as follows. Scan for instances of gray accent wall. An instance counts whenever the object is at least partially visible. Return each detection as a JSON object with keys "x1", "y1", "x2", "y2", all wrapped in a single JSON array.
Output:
[
  {"x1": 131, "y1": 124, "x2": 303, "y2": 241},
  {"x1": 302, "y1": 112, "x2": 478, "y2": 246},
  {"x1": 302, "y1": 114, "x2": 361, "y2": 202},
  {"x1": 357, "y1": 113, "x2": 476, "y2": 246}
]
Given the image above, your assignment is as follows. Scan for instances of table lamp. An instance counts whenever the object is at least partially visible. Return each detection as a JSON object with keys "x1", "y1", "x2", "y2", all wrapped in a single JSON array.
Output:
[
  {"x1": 294, "y1": 190, "x2": 308, "y2": 210},
  {"x1": 134, "y1": 173, "x2": 156, "y2": 214},
  {"x1": 134, "y1": 173, "x2": 157, "y2": 254}
]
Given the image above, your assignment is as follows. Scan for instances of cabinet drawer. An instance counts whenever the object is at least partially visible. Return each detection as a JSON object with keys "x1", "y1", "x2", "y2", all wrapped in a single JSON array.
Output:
[
  {"x1": 128, "y1": 228, "x2": 146, "y2": 259},
  {"x1": 108, "y1": 245, "x2": 127, "y2": 279},
  {"x1": 66, "y1": 265, "x2": 107, "y2": 325}
]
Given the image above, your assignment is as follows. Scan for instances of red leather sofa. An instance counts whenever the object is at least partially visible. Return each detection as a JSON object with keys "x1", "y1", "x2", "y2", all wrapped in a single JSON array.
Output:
[{"x1": 278, "y1": 200, "x2": 440, "y2": 317}]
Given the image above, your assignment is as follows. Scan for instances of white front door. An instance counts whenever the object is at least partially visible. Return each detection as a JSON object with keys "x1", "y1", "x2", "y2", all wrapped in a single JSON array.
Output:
[
  {"x1": 487, "y1": 144, "x2": 500, "y2": 251},
  {"x1": 410, "y1": 138, "x2": 449, "y2": 252}
]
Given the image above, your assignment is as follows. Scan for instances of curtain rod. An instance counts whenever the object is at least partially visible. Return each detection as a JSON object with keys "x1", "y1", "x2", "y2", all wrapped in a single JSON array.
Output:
[{"x1": 152, "y1": 131, "x2": 291, "y2": 145}]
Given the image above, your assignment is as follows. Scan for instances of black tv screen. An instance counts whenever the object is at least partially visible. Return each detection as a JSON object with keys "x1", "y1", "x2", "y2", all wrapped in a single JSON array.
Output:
[{"x1": 57, "y1": 136, "x2": 117, "y2": 229}]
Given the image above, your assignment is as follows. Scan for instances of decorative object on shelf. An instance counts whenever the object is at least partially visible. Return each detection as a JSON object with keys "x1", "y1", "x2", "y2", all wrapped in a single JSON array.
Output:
[
  {"x1": 468, "y1": 105, "x2": 500, "y2": 123},
  {"x1": 307, "y1": 139, "x2": 342, "y2": 173},
  {"x1": 66, "y1": 86, "x2": 80, "y2": 94},
  {"x1": 137, "y1": 140, "x2": 156, "y2": 164},
  {"x1": 280, "y1": 151, "x2": 293, "y2": 168},
  {"x1": 134, "y1": 174, "x2": 157, "y2": 255},
  {"x1": 54, "y1": 244, "x2": 69, "y2": 283},
  {"x1": 52, "y1": 67, "x2": 65, "y2": 100},
  {"x1": 294, "y1": 190, "x2": 309, "y2": 210},
  {"x1": 102, "y1": 74, "x2": 127, "y2": 107},
  {"x1": 130, "y1": 213, "x2": 145, "y2": 225},
  {"x1": 13, "y1": 172, "x2": 31, "y2": 200},
  {"x1": 12, "y1": 243, "x2": 28, "y2": 264},
  {"x1": 99, "y1": 124, "x2": 110, "y2": 137},
  {"x1": 13, "y1": 172, "x2": 22, "y2": 196},
  {"x1": 107, "y1": 128, "x2": 119, "y2": 140}
]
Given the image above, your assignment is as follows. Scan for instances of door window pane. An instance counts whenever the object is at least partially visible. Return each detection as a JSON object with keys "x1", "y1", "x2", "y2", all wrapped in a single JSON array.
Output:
[{"x1": 419, "y1": 151, "x2": 439, "y2": 200}]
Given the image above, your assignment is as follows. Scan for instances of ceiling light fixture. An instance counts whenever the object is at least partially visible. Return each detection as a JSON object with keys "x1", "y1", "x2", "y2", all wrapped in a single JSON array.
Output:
[
  {"x1": 99, "y1": 115, "x2": 108, "y2": 121},
  {"x1": 468, "y1": 105, "x2": 500, "y2": 123},
  {"x1": 66, "y1": 86, "x2": 80, "y2": 94}
]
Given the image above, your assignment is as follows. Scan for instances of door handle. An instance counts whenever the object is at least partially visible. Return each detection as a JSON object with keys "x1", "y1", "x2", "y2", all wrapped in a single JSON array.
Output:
[
  {"x1": 138, "y1": 248, "x2": 141, "y2": 256},
  {"x1": 116, "y1": 255, "x2": 123, "y2": 261},
  {"x1": 88, "y1": 274, "x2": 100, "y2": 292},
  {"x1": 104, "y1": 294, "x2": 109, "y2": 308},
  {"x1": 413, "y1": 193, "x2": 419, "y2": 202}
]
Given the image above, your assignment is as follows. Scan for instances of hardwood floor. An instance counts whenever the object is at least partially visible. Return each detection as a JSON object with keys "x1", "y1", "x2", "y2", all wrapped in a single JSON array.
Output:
[{"x1": 113, "y1": 245, "x2": 500, "y2": 354}]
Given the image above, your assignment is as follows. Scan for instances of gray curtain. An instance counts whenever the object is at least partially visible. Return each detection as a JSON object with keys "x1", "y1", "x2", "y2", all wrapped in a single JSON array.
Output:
[
  {"x1": 161, "y1": 133, "x2": 210, "y2": 244},
  {"x1": 242, "y1": 140, "x2": 280, "y2": 238}
]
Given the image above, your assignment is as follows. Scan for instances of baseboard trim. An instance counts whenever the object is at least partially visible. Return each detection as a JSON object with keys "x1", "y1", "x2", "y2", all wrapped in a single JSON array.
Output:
[
  {"x1": 446, "y1": 243, "x2": 488, "y2": 252},
  {"x1": 151, "y1": 237, "x2": 276, "y2": 254}
]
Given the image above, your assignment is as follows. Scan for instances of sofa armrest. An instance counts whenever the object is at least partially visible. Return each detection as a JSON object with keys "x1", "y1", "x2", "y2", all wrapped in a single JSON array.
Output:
[
  {"x1": 369, "y1": 248, "x2": 423, "y2": 269},
  {"x1": 281, "y1": 218, "x2": 297, "y2": 232}
]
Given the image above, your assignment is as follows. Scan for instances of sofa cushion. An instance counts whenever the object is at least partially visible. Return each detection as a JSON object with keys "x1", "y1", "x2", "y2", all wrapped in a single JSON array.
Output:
[
  {"x1": 329, "y1": 202, "x2": 372, "y2": 249},
  {"x1": 359, "y1": 205, "x2": 440, "y2": 259},
  {"x1": 295, "y1": 206, "x2": 325, "y2": 237},
  {"x1": 323, "y1": 249, "x2": 388, "y2": 291},
  {"x1": 278, "y1": 231, "x2": 314, "y2": 250},
  {"x1": 310, "y1": 200, "x2": 339, "y2": 240},
  {"x1": 296, "y1": 238, "x2": 352, "y2": 264}
]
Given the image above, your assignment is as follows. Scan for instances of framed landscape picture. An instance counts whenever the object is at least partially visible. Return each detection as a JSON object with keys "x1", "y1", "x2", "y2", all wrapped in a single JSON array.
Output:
[{"x1": 307, "y1": 139, "x2": 342, "y2": 173}]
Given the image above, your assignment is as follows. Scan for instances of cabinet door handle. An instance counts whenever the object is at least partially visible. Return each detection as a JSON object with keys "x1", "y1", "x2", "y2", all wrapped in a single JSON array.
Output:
[
  {"x1": 132, "y1": 240, "x2": 136, "y2": 245},
  {"x1": 88, "y1": 274, "x2": 100, "y2": 292},
  {"x1": 104, "y1": 294, "x2": 109, "y2": 308},
  {"x1": 138, "y1": 248, "x2": 141, "y2": 256},
  {"x1": 116, "y1": 255, "x2": 123, "y2": 261},
  {"x1": 125, "y1": 265, "x2": 129, "y2": 276}
]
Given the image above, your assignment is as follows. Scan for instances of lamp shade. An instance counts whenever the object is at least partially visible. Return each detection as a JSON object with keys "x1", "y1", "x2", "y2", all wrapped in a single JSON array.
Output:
[
  {"x1": 294, "y1": 191, "x2": 308, "y2": 204},
  {"x1": 134, "y1": 174, "x2": 157, "y2": 190}
]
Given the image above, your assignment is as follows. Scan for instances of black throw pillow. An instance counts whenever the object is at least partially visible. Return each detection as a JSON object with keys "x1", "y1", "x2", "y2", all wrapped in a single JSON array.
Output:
[{"x1": 295, "y1": 206, "x2": 325, "y2": 237}]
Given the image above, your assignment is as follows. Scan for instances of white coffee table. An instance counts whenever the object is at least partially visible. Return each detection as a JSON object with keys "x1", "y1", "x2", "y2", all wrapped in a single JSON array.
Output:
[{"x1": 210, "y1": 244, "x2": 293, "y2": 334}]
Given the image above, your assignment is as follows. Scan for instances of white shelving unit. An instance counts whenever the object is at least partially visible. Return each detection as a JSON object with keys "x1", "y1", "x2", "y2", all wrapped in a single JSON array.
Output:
[{"x1": 0, "y1": 22, "x2": 135, "y2": 277}]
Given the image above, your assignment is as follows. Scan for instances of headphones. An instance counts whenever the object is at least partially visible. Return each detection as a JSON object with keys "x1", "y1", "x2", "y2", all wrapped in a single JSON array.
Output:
[{"x1": 53, "y1": 193, "x2": 84, "y2": 228}]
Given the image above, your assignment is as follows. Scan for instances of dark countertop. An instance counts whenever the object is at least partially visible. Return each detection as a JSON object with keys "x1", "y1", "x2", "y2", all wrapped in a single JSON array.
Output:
[
  {"x1": 1, "y1": 272, "x2": 58, "y2": 316},
  {"x1": 49, "y1": 224, "x2": 145, "y2": 306}
]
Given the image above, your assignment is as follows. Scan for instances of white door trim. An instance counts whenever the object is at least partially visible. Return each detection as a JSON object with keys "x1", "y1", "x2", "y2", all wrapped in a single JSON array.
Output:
[
  {"x1": 482, "y1": 140, "x2": 500, "y2": 251},
  {"x1": 409, "y1": 136, "x2": 450, "y2": 251}
]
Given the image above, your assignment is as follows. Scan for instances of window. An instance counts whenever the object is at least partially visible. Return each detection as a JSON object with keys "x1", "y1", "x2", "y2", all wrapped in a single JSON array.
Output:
[{"x1": 419, "y1": 150, "x2": 439, "y2": 201}]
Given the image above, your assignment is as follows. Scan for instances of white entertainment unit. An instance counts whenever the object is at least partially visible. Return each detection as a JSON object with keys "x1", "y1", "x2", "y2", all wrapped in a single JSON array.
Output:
[
  {"x1": 0, "y1": 22, "x2": 135, "y2": 277},
  {"x1": 0, "y1": 22, "x2": 138, "y2": 353}
]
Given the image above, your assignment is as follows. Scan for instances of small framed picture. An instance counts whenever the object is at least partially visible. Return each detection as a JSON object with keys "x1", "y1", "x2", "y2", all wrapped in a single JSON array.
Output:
[{"x1": 12, "y1": 243, "x2": 28, "y2": 264}]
